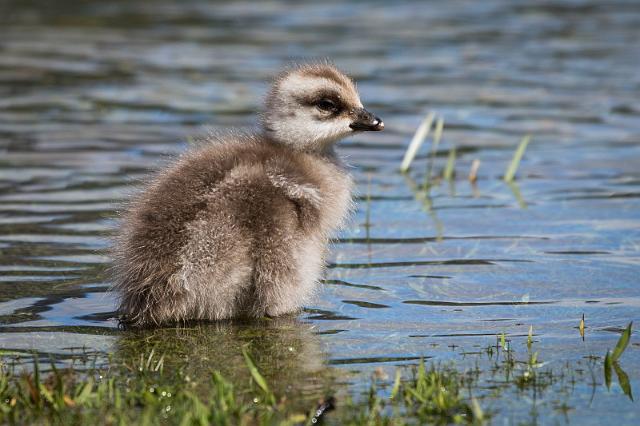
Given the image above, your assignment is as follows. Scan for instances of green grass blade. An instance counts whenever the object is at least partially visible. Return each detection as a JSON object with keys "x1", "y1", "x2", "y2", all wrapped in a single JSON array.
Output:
[
  {"x1": 613, "y1": 362, "x2": 633, "y2": 401},
  {"x1": 611, "y1": 322, "x2": 632, "y2": 362},
  {"x1": 443, "y1": 146, "x2": 456, "y2": 180},
  {"x1": 503, "y1": 135, "x2": 531, "y2": 182},
  {"x1": 242, "y1": 348, "x2": 274, "y2": 404},
  {"x1": 407, "y1": 387, "x2": 427, "y2": 404},
  {"x1": 144, "y1": 348, "x2": 155, "y2": 371},
  {"x1": 424, "y1": 116, "x2": 445, "y2": 184},
  {"x1": 75, "y1": 380, "x2": 94, "y2": 404},
  {"x1": 604, "y1": 351, "x2": 612, "y2": 390},
  {"x1": 470, "y1": 397, "x2": 484, "y2": 422},
  {"x1": 390, "y1": 370, "x2": 401, "y2": 400},
  {"x1": 400, "y1": 112, "x2": 435, "y2": 173},
  {"x1": 432, "y1": 116, "x2": 444, "y2": 153}
]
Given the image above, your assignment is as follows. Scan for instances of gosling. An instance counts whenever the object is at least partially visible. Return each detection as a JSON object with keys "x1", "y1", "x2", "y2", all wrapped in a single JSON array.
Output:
[{"x1": 112, "y1": 63, "x2": 384, "y2": 327}]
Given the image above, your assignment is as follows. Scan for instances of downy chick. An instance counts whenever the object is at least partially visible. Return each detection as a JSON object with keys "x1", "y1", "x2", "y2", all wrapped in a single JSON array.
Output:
[{"x1": 112, "y1": 63, "x2": 384, "y2": 327}]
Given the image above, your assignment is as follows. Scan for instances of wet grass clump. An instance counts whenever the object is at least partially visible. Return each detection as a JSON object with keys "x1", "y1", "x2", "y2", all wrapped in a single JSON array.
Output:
[
  {"x1": 0, "y1": 321, "x2": 633, "y2": 425},
  {"x1": 0, "y1": 352, "x2": 482, "y2": 426},
  {"x1": 0, "y1": 351, "x2": 305, "y2": 426},
  {"x1": 349, "y1": 360, "x2": 483, "y2": 425}
]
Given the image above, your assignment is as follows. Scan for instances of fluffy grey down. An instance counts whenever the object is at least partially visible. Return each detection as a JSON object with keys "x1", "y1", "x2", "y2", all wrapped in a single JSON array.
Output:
[{"x1": 111, "y1": 63, "x2": 383, "y2": 326}]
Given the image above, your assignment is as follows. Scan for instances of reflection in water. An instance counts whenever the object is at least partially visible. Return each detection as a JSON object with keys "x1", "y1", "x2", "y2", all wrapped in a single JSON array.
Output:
[
  {"x1": 506, "y1": 181, "x2": 527, "y2": 208},
  {"x1": 402, "y1": 173, "x2": 444, "y2": 241},
  {"x1": 113, "y1": 318, "x2": 338, "y2": 407}
]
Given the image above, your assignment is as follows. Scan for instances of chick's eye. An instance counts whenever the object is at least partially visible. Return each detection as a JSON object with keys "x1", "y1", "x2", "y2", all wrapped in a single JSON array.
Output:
[{"x1": 316, "y1": 98, "x2": 338, "y2": 112}]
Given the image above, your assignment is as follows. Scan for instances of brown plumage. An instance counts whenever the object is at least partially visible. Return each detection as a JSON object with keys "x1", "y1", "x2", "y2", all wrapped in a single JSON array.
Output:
[{"x1": 111, "y1": 63, "x2": 384, "y2": 327}]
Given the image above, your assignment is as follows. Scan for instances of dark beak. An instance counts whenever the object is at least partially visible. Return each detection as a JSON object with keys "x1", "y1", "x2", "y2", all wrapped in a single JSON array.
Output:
[{"x1": 349, "y1": 108, "x2": 384, "y2": 131}]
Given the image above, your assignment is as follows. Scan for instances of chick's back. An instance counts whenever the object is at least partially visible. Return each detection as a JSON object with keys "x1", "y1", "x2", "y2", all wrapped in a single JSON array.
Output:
[{"x1": 112, "y1": 134, "x2": 352, "y2": 325}]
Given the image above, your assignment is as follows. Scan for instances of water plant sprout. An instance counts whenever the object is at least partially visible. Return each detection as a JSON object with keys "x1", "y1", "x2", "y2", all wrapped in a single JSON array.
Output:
[{"x1": 400, "y1": 112, "x2": 532, "y2": 186}]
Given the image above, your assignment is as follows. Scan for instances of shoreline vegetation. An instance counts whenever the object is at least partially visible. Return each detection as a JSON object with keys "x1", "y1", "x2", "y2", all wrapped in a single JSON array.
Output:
[{"x1": 0, "y1": 323, "x2": 632, "y2": 425}]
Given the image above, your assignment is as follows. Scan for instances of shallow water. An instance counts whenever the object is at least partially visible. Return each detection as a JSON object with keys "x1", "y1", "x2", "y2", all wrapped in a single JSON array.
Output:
[{"x1": 1, "y1": 0, "x2": 639, "y2": 423}]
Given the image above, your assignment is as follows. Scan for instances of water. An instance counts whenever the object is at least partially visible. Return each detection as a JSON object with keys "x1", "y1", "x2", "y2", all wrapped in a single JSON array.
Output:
[{"x1": 1, "y1": 0, "x2": 639, "y2": 423}]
